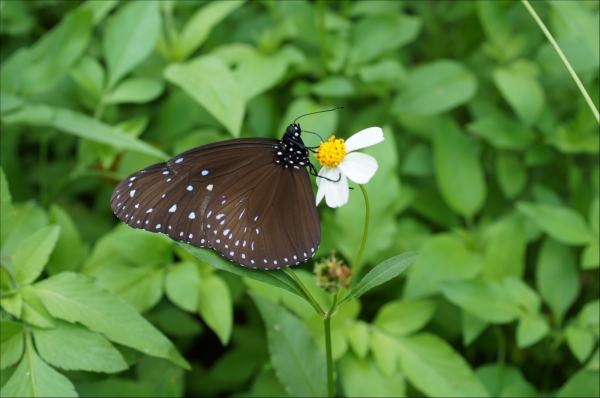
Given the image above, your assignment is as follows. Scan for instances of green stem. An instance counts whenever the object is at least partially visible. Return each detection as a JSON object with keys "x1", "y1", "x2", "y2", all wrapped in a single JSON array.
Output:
[
  {"x1": 285, "y1": 268, "x2": 324, "y2": 316},
  {"x1": 333, "y1": 184, "x2": 371, "y2": 305},
  {"x1": 521, "y1": 0, "x2": 599, "y2": 123},
  {"x1": 494, "y1": 325, "x2": 506, "y2": 366},
  {"x1": 324, "y1": 315, "x2": 335, "y2": 397},
  {"x1": 39, "y1": 134, "x2": 49, "y2": 207}
]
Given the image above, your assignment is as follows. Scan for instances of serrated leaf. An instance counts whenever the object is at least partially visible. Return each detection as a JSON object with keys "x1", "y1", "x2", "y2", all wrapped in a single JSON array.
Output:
[
  {"x1": 177, "y1": 1, "x2": 246, "y2": 60},
  {"x1": 1, "y1": 167, "x2": 16, "y2": 247},
  {"x1": 198, "y1": 274, "x2": 232, "y2": 345},
  {"x1": 13, "y1": 225, "x2": 60, "y2": 285},
  {"x1": 32, "y1": 320, "x2": 128, "y2": 373},
  {"x1": 103, "y1": 1, "x2": 161, "y2": 88},
  {"x1": 517, "y1": 201, "x2": 593, "y2": 245},
  {"x1": 441, "y1": 279, "x2": 522, "y2": 324},
  {"x1": 180, "y1": 243, "x2": 308, "y2": 302},
  {"x1": 536, "y1": 238, "x2": 580, "y2": 326},
  {"x1": 340, "y1": 252, "x2": 417, "y2": 306},
  {"x1": 0, "y1": 321, "x2": 24, "y2": 370},
  {"x1": 52, "y1": 107, "x2": 169, "y2": 160},
  {"x1": 21, "y1": 285, "x2": 56, "y2": 328},
  {"x1": 434, "y1": 118, "x2": 486, "y2": 218},
  {"x1": 251, "y1": 292, "x2": 327, "y2": 397},
  {"x1": 345, "y1": 320, "x2": 370, "y2": 359},
  {"x1": 165, "y1": 261, "x2": 200, "y2": 313},
  {"x1": 374, "y1": 299, "x2": 436, "y2": 337},
  {"x1": 1, "y1": 335, "x2": 77, "y2": 397},
  {"x1": 164, "y1": 56, "x2": 245, "y2": 137},
  {"x1": 516, "y1": 313, "x2": 549, "y2": 348},
  {"x1": 396, "y1": 333, "x2": 489, "y2": 397},
  {"x1": 46, "y1": 205, "x2": 86, "y2": 275},
  {"x1": 105, "y1": 77, "x2": 165, "y2": 104},
  {"x1": 33, "y1": 272, "x2": 190, "y2": 370},
  {"x1": 338, "y1": 352, "x2": 406, "y2": 397},
  {"x1": 393, "y1": 60, "x2": 477, "y2": 116},
  {"x1": 1, "y1": 202, "x2": 48, "y2": 267}
]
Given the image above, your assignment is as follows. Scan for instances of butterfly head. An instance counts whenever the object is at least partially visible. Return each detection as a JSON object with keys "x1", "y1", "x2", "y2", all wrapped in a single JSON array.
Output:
[{"x1": 285, "y1": 123, "x2": 302, "y2": 138}]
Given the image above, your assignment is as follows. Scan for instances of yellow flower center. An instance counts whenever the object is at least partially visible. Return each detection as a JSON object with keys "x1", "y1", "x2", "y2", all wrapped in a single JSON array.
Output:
[{"x1": 315, "y1": 136, "x2": 347, "y2": 168}]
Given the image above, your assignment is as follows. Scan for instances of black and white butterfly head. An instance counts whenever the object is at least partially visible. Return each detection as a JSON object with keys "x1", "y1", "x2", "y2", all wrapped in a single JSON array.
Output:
[{"x1": 276, "y1": 123, "x2": 310, "y2": 170}]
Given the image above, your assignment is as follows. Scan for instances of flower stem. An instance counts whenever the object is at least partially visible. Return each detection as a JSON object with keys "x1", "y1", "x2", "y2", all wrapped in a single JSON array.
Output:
[
  {"x1": 521, "y1": 0, "x2": 599, "y2": 123},
  {"x1": 324, "y1": 313, "x2": 335, "y2": 397},
  {"x1": 284, "y1": 268, "x2": 324, "y2": 316}
]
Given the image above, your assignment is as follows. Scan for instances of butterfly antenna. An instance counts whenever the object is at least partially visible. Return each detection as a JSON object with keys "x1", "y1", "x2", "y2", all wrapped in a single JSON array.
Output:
[
  {"x1": 301, "y1": 129, "x2": 326, "y2": 142},
  {"x1": 293, "y1": 106, "x2": 344, "y2": 124}
]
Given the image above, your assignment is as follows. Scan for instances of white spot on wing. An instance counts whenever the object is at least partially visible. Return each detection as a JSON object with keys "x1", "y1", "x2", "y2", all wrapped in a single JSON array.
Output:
[
  {"x1": 156, "y1": 224, "x2": 161, "y2": 229},
  {"x1": 189, "y1": 212, "x2": 196, "y2": 219},
  {"x1": 189, "y1": 234, "x2": 193, "y2": 239},
  {"x1": 175, "y1": 158, "x2": 183, "y2": 164},
  {"x1": 206, "y1": 184, "x2": 213, "y2": 191},
  {"x1": 202, "y1": 170, "x2": 209, "y2": 176},
  {"x1": 216, "y1": 214, "x2": 225, "y2": 220},
  {"x1": 130, "y1": 190, "x2": 136, "y2": 197},
  {"x1": 187, "y1": 185, "x2": 193, "y2": 191},
  {"x1": 223, "y1": 229, "x2": 230, "y2": 235},
  {"x1": 147, "y1": 208, "x2": 153, "y2": 213},
  {"x1": 169, "y1": 204, "x2": 177, "y2": 213}
]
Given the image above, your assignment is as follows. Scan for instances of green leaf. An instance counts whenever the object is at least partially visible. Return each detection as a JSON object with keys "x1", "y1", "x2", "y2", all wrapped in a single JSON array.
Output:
[
  {"x1": 0, "y1": 94, "x2": 24, "y2": 114},
  {"x1": 578, "y1": 300, "x2": 600, "y2": 334},
  {"x1": 177, "y1": 1, "x2": 246, "y2": 60},
  {"x1": 493, "y1": 66, "x2": 545, "y2": 126},
  {"x1": 1, "y1": 203, "x2": 48, "y2": 269},
  {"x1": 103, "y1": 1, "x2": 160, "y2": 88},
  {"x1": 482, "y1": 212, "x2": 527, "y2": 280},
  {"x1": 165, "y1": 56, "x2": 245, "y2": 137},
  {"x1": 0, "y1": 321, "x2": 24, "y2": 370},
  {"x1": 349, "y1": 14, "x2": 421, "y2": 65},
  {"x1": 467, "y1": 113, "x2": 536, "y2": 150},
  {"x1": 590, "y1": 195, "x2": 599, "y2": 238},
  {"x1": 441, "y1": 279, "x2": 522, "y2": 324},
  {"x1": 517, "y1": 201, "x2": 593, "y2": 245},
  {"x1": 69, "y1": 55, "x2": 105, "y2": 99},
  {"x1": 339, "y1": 252, "x2": 418, "y2": 306},
  {"x1": 557, "y1": 369, "x2": 599, "y2": 398},
  {"x1": 180, "y1": 243, "x2": 308, "y2": 301},
  {"x1": 21, "y1": 8, "x2": 92, "y2": 95},
  {"x1": 339, "y1": 352, "x2": 406, "y2": 397},
  {"x1": 516, "y1": 313, "x2": 549, "y2": 348},
  {"x1": 251, "y1": 292, "x2": 327, "y2": 397},
  {"x1": 578, "y1": 241, "x2": 597, "y2": 268},
  {"x1": 396, "y1": 333, "x2": 490, "y2": 397},
  {"x1": 548, "y1": 2, "x2": 599, "y2": 63},
  {"x1": 136, "y1": 356, "x2": 185, "y2": 397},
  {"x1": 75, "y1": 378, "x2": 153, "y2": 397},
  {"x1": 565, "y1": 325, "x2": 595, "y2": 362},
  {"x1": 1, "y1": 335, "x2": 77, "y2": 397},
  {"x1": 46, "y1": 205, "x2": 86, "y2": 275},
  {"x1": 232, "y1": 50, "x2": 289, "y2": 101},
  {"x1": 536, "y1": 238, "x2": 580, "y2": 325},
  {"x1": 311, "y1": 77, "x2": 355, "y2": 98},
  {"x1": 21, "y1": 285, "x2": 56, "y2": 328},
  {"x1": 404, "y1": 234, "x2": 482, "y2": 299},
  {"x1": 393, "y1": 60, "x2": 477, "y2": 116},
  {"x1": 1, "y1": 293, "x2": 23, "y2": 319},
  {"x1": 503, "y1": 277, "x2": 541, "y2": 314},
  {"x1": 370, "y1": 330, "x2": 398, "y2": 375},
  {"x1": 52, "y1": 107, "x2": 169, "y2": 160},
  {"x1": 496, "y1": 153, "x2": 527, "y2": 199},
  {"x1": 13, "y1": 225, "x2": 60, "y2": 285},
  {"x1": 80, "y1": 0, "x2": 119, "y2": 25},
  {"x1": 0, "y1": 167, "x2": 16, "y2": 247},
  {"x1": 358, "y1": 58, "x2": 406, "y2": 83},
  {"x1": 476, "y1": 364, "x2": 537, "y2": 397},
  {"x1": 165, "y1": 261, "x2": 200, "y2": 313},
  {"x1": 462, "y1": 311, "x2": 488, "y2": 346},
  {"x1": 0, "y1": 103, "x2": 55, "y2": 125},
  {"x1": 374, "y1": 299, "x2": 436, "y2": 337},
  {"x1": 32, "y1": 320, "x2": 128, "y2": 373},
  {"x1": 105, "y1": 77, "x2": 165, "y2": 104},
  {"x1": 434, "y1": 118, "x2": 486, "y2": 218},
  {"x1": 33, "y1": 272, "x2": 190, "y2": 370},
  {"x1": 198, "y1": 273, "x2": 232, "y2": 345},
  {"x1": 345, "y1": 320, "x2": 370, "y2": 359}
]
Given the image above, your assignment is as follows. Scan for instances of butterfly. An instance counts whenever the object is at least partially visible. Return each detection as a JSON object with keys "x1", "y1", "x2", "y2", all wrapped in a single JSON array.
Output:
[{"x1": 109, "y1": 111, "x2": 339, "y2": 270}]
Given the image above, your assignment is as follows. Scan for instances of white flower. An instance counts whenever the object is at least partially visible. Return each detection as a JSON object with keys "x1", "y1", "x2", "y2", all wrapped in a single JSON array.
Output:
[{"x1": 315, "y1": 127, "x2": 384, "y2": 208}]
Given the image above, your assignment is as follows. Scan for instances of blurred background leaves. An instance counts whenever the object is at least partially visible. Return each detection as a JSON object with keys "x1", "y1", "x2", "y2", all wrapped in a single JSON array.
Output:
[{"x1": 0, "y1": 0, "x2": 598, "y2": 397}]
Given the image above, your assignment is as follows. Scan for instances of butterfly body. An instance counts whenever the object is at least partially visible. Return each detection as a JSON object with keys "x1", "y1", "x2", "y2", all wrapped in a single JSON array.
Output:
[{"x1": 110, "y1": 123, "x2": 320, "y2": 270}]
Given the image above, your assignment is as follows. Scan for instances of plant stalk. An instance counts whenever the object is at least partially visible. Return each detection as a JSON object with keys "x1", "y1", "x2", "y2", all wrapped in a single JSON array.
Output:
[
  {"x1": 285, "y1": 268, "x2": 324, "y2": 316},
  {"x1": 521, "y1": 0, "x2": 599, "y2": 123}
]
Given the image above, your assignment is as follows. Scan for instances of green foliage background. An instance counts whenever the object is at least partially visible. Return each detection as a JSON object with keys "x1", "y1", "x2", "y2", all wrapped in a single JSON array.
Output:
[{"x1": 1, "y1": 1, "x2": 599, "y2": 397}]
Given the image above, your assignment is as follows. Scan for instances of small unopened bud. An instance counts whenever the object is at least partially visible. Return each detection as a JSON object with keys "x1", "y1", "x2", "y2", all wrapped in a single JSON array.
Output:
[{"x1": 314, "y1": 249, "x2": 352, "y2": 294}]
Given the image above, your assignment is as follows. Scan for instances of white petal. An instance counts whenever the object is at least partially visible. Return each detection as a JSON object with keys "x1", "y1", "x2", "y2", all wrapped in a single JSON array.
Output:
[
  {"x1": 345, "y1": 127, "x2": 384, "y2": 153},
  {"x1": 338, "y1": 152, "x2": 378, "y2": 184},
  {"x1": 325, "y1": 171, "x2": 348, "y2": 208},
  {"x1": 316, "y1": 166, "x2": 335, "y2": 204}
]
